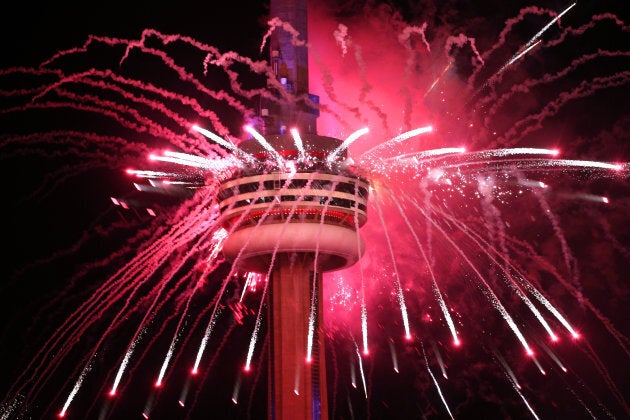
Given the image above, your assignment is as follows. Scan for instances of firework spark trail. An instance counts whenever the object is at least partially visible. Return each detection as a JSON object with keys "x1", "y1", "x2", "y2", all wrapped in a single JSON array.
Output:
[
  {"x1": 10, "y1": 230, "x2": 166, "y2": 401},
  {"x1": 578, "y1": 341, "x2": 630, "y2": 412},
  {"x1": 244, "y1": 124, "x2": 285, "y2": 167},
  {"x1": 501, "y1": 71, "x2": 630, "y2": 146},
  {"x1": 375, "y1": 148, "x2": 467, "y2": 174},
  {"x1": 188, "y1": 321, "x2": 239, "y2": 418},
  {"x1": 421, "y1": 343, "x2": 454, "y2": 419},
  {"x1": 58, "y1": 358, "x2": 94, "y2": 417},
  {"x1": 537, "y1": 340, "x2": 568, "y2": 373},
  {"x1": 358, "y1": 125, "x2": 433, "y2": 162},
  {"x1": 260, "y1": 17, "x2": 308, "y2": 55},
  {"x1": 404, "y1": 193, "x2": 534, "y2": 355},
  {"x1": 398, "y1": 23, "x2": 430, "y2": 128},
  {"x1": 6, "y1": 196, "x2": 218, "y2": 407},
  {"x1": 156, "y1": 232, "x2": 227, "y2": 387},
  {"x1": 546, "y1": 12, "x2": 630, "y2": 49},
  {"x1": 244, "y1": 263, "x2": 270, "y2": 372},
  {"x1": 597, "y1": 216, "x2": 630, "y2": 259},
  {"x1": 192, "y1": 125, "x2": 257, "y2": 164},
  {"x1": 493, "y1": 349, "x2": 522, "y2": 390},
  {"x1": 327, "y1": 127, "x2": 370, "y2": 163},
  {"x1": 466, "y1": 6, "x2": 558, "y2": 89},
  {"x1": 530, "y1": 186, "x2": 580, "y2": 293},
  {"x1": 307, "y1": 178, "x2": 342, "y2": 361},
  {"x1": 436, "y1": 157, "x2": 624, "y2": 177},
  {"x1": 149, "y1": 152, "x2": 230, "y2": 173},
  {"x1": 427, "y1": 195, "x2": 572, "y2": 341},
  {"x1": 109, "y1": 216, "x2": 223, "y2": 396},
  {"x1": 430, "y1": 195, "x2": 629, "y2": 410},
  {"x1": 352, "y1": 182, "x2": 369, "y2": 355},
  {"x1": 192, "y1": 305, "x2": 222, "y2": 375},
  {"x1": 445, "y1": 33, "x2": 485, "y2": 68},
  {"x1": 43, "y1": 85, "x2": 198, "y2": 145},
  {"x1": 385, "y1": 186, "x2": 459, "y2": 345},
  {"x1": 371, "y1": 189, "x2": 412, "y2": 340},
  {"x1": 343, "y1": 35, "x2": 392, "y2": 134},
  {"x1": 246, "y1": 337, "x2": 269, "y2": 417},
  {"x1": 191, "y1": 175, "x2": 278, "y2": 371},
  {"x1": 430, "y1": 341, "x2": 448, "y2": 379},
  {"x1": 110, "y1": 328, "x2": 146, "y2": 396},
  {"x1": 472, "y1": 177, "x2": 561, "y2": 340},
  {"x1": 506, "y1": 235, "x2": 630, "y2": 354},
  {"x1": 480, "y1": 50, "x2": 630, "y2": 130},
  {"x1": 290, "y1": 128, "x2": 306, "y2": 160},
  {"x1": 511, "y1": 380, "x2": 541, "y2": 420},
  {"x1": 496, "y1": 3, "x2": 577, "y2": 77},
  {"x1": 29, "y1": 73, "x2": 224, "y2": 156},
  {"x1": 54, "y1": 31, "x2": 258, "y2": 121},
  {"x1": 203, "y1": 50, "x2": 289, "y2": 104},
  {"x1": 352, "y1": 339, "x2": 368, "y2": 399},
  {"x1": 0, "y1": 131, "x2": 152, "y2": 201}
]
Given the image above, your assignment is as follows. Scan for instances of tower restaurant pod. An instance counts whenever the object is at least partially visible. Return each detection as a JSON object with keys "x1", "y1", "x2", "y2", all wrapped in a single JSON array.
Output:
[{"x1": 217, "y1": 133, "x2": 369, "y2": 274}]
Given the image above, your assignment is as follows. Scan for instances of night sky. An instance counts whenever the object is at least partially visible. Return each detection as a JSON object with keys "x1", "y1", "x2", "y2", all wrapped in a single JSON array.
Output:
[{"x1": 1, "y1": 1, "x2": 629, "y2": 419}]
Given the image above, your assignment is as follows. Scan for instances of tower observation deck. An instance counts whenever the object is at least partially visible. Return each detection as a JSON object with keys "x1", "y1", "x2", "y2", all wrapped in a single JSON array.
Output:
[{"x1": 216, "y1": 1, "x2": 369, "y2": 419}]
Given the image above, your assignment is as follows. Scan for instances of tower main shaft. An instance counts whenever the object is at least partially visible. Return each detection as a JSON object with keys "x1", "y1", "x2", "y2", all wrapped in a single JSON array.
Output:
[{"x1": 218, "y1": 1, "x2": 368, "y2": 419}]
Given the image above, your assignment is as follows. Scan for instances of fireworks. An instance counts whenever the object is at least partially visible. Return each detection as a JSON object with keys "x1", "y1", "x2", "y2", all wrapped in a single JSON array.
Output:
[{"x1": 1, "y1": 1, "x2": 628, "y2": 419}]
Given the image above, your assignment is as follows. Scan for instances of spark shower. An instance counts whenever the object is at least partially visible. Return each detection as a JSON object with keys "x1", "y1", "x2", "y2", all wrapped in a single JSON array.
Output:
[{"x1": 0, "y1": 1, "x2": 629, "y2": 419}]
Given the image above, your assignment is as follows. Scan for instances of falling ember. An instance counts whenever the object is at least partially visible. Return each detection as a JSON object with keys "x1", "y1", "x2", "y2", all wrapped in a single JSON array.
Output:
[
  {"x1": 539, "y1": 341, "x2": 569, "y2": 373},
  {"x1": 231, "y1": 375, "x2": 243, "y2": 405},
  {"x1": 430, "y1": 341, "x2": 448, "y2": 379},
  {"x1": 494, "y1": 350, "x2": 522, "y2": 391},
  {"x1": 388, "y1": 341, "x2": 399, "y2": 373},
  {"x1": 421, "y1": 344, "x2": 454, "y2": 420}
]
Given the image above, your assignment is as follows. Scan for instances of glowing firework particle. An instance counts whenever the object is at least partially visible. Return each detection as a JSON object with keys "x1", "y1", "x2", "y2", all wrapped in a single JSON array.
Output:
[{"x1": 359, "y1": 125, "x2": 433, "y2": 161}]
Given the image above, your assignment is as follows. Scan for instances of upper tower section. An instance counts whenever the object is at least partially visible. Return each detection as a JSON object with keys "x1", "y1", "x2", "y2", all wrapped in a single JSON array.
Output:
[{"x1": 261, "y1": 0, "x2": 319, "y2": 135}]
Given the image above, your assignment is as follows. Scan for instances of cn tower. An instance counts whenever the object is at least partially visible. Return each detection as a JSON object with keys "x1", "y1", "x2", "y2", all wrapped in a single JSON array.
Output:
[{"x1": 217, "y1": 1, "x2": 369, "y2": 419}]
